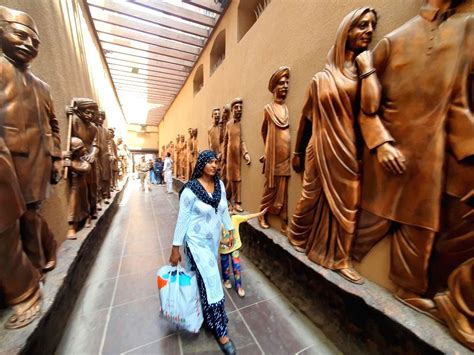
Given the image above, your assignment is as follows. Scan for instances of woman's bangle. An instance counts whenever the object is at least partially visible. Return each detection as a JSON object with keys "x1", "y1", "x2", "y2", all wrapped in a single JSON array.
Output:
[
  {"x1": 293, "y1": 151, "x2": 303, "y2": 156},
  {"x1": 359, "y1": 68, "x2": 376, "y2": 79}
]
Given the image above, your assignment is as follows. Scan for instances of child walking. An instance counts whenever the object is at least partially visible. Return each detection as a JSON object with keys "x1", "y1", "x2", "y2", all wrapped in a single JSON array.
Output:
[{"x1": 219, "y1": 209, "x2": 267, "y2": 297}]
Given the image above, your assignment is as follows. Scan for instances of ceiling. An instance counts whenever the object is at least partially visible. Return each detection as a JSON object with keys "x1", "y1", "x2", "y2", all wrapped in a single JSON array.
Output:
[{"x1": 85, "y1": 0, "x2": 229, "y2": 125}]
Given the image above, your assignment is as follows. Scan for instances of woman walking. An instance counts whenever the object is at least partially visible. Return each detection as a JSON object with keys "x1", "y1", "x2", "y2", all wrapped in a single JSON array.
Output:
[{"x1": 169, "y1": 150, "x2": 236, "y2": 354}]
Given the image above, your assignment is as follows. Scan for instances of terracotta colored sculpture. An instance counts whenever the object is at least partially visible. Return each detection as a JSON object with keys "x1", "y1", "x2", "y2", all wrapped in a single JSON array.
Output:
[
  {"x1": 0, "y1": 135, "x2": 42, "y2": 329},
  {"x1": 187, "y1": 127, "x2": 198, "y2": 179},
  {"x1": 258, "y1": 67, "x2": 291, "y2": 234},
  {"x1": 108, "y1": 129, "x2": 119, "y2": 189},
  {"x1": 220, "y1": 104, "x2": 231, "y2": 187},
  {"x1": 161, "y1": 145, "x2": 166, "y2": 160},
  {"x1": 288, "y1": 7, "x2": 380, "y2": 285},
  {"x1": 65, "y1": 137, "x2": 92, "y2": 240},
  {"x1": 352, "y1": 0, "x2": 474, "y2": 317},
  {"x1": 0, "y1": 6, "x2": 61, "y2": 276},
  {"x1": 173, "y1": 136, "x2": 179, "y2": 176},
  {"x1": 208, "y1": 108, "x2": 221, "y2": 155},
  {"x1": 96, "y1": 111, "x2": 112, "y2": 201},
  {"x1": 179, "y1": 134, "x2": 186, "y2": 179},
  {"x1": 68, "y1": 98, "x2": 99, "y2": 232},
  {"x1": 223, "y1": 98, "x2": 251, "y2": 212},
  {"x1": 117, "y1": 137, "x2": 129, "y2": 180},
  {"x1": 433, "y1": 189, "x2": 474, "y2": 350}
]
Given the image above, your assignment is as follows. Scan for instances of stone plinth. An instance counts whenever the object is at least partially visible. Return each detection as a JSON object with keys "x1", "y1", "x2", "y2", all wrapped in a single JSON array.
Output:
[{"x1": 240, "y1": 219, "x2": 471, "y2": 355}]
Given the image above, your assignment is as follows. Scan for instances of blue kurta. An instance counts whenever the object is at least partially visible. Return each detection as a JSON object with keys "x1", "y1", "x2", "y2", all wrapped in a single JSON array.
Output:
[{"x1": 172, "y1": 180, "x2": 233, "y2": 304}]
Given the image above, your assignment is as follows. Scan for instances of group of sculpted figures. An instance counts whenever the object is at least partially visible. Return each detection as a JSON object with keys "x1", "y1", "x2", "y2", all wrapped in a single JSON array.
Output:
[
  {"x1": 161, "y1": 128, "x2": 198, "y2": 181},
  {"x1": 203, "y1": 1, "x2": 473, "y2": 349},
  {"x1": 0, "y1": 6, "x2": 128, "y2": 329},
  {"x1": 65, "y1": 99, "x2": 126, "y2": 239},
  {"x1": 207, "y1": 99, "x2": 251, "y2": 213}
]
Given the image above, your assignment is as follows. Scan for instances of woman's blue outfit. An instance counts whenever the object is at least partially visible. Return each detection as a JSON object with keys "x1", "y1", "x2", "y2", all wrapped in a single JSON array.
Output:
[{"x1": 172, "y1": 150, "x2": 233, "y2": 338}]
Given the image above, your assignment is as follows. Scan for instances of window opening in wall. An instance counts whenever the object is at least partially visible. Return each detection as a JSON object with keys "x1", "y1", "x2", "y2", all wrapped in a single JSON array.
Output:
[
  {"x1": 193, "y1": 64, "x2": 204, "y2": 95},
  {"x1": 237, "y1": 0, "x2": 272, "y2": 42},
  {"x1": 210, "y1": 29, "x2": 226, "y2": 75}
]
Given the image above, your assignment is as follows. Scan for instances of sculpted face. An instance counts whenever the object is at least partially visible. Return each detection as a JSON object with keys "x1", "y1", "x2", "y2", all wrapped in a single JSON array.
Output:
[
  {"x1": 347, "y1": 11, "x2": 377, "y2": 53},
  {"x1": 1, "y1": 23, "x2": 39, "y2": 64},
  {"x1": 232, "y1": 103, "x2": 243, "y2": 121},
  {"x1": 275, "y1": 76, "x2": 289, "y2": 100},
  {"x1": 212, "y1": 109, "x2": 220, "y2": 125},
  {"x1": 78, "y1": 106, "x2": 97, "y2": 123}
]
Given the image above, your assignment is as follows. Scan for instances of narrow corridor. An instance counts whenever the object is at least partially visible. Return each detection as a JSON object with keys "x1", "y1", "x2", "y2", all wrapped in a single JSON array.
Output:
[{"x1": 57, "y1": 179, "x2": 340, "y2": 355}]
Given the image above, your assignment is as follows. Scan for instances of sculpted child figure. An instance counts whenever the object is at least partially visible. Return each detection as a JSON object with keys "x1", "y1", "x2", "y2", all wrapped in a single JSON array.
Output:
[
  {"x1": 258, "y1": 67, "x2": 291, "y2": 235},
  {"x1": 288, "y1": 7, "x2": 380, "y2": 285}
]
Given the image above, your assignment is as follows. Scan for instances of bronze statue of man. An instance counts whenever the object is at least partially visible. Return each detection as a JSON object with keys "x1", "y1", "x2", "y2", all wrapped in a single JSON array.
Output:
[
  {"x1": 96, "y1": 111, "x2": 112, "y2": 202},
  {"x1": 0, "y1": 6, "x2": 61, "y2": 275},
  {"x1": 223, "y1": 98, "x2": 251, "y2": 212},
  {"x1": 258, "y1": 67, "x2": 291, "y2": 234},
  {"x1": 208, "y1": 108, "x2": 221, "y2": 155},
  {"x1": 179, "y1": 134, "x2": 186, "y2": 179},
  {"x1": 108, "y1": 128, "x2": 119, "y2": 189},
  {"x1": 352, "y1": 0, "x2": 474, "y2": 317},
  {"x1": 187, "y1": 127, "x2": 197, "y2": 180},
  {"x1": 0, "y1": 135, "x2": 42, "y2": 329},
  {"x1": 65, "y1": 137, "x2": 92, "y2": 240},
  {"x1": 70, "y1": 98, "x2": 99, "y2": 227},
  {"x1": 220, "y1": 104, "x2": 231, "y2": 191}
]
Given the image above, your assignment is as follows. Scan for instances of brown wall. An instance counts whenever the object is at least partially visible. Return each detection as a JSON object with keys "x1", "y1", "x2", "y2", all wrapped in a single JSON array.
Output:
[
  {"x1": 158, "y1": 0, "x2": 472, "y2": 290},
  {"x1": 2, "y1": 0, "x2": 126, "y2": 244},
  {"x1": 127, "y1": 125, "x2": 159, "y2": 151}
]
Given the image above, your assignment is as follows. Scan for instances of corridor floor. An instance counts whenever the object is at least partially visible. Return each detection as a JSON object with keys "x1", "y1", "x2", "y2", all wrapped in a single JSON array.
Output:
[{"x1": 56, "y1": 179, "x2": 341, "y2": 355}]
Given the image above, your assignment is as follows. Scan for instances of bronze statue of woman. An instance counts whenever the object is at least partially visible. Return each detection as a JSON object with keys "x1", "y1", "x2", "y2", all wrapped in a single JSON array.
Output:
[{"x1": 288, "y1": 7, "x2": 380, "y2": 284}]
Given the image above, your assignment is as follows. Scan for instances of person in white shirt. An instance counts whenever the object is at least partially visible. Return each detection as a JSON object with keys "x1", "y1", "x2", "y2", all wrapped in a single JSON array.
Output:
[{"x1": 163, "y1": 153, "x2": 173, "y2": 194}]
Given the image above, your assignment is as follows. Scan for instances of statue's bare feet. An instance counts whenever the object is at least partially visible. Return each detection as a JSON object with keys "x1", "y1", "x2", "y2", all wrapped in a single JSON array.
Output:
[
  {"x1": 395, "y1": 287, "x2": 443, "y2": 323},
  {"x1": 85, "y1": 216, "x2": 92, "y2": 228},
  {"x1": 258, "y1": 215, "x2": 270, "y2": 229},
  {"x1": 5, "y1": 289, "x2": 42, "y2": 329},
  {"x1": 280, "y1": 222, "x2": 288, "y2": 235},
  {"x1": 434, "y1": 292, "x2": 474, "y2": 350},
  {"x1": 67, "y1": 227, "x2": 77, "y2": 240},
  {"x1": 336, "y1": 267, "x2": 364, "y2": 284}
]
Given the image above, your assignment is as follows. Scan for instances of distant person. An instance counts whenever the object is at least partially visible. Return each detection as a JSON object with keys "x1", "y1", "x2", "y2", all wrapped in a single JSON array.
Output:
[
  {"x1": 137, "y1": 156, "x2": 150, "y2": 191},
  {"x1": 163, "y1": 153, "x2": 173, "y2": 193},
  {"x1": 154, "y1": 158, "x2": 164, "y2": 185}
]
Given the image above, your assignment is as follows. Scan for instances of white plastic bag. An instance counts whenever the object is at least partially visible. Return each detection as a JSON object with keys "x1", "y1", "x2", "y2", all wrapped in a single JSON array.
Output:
[{"x1": 156, "y1": 265, "x2": 203, "y2": 333}]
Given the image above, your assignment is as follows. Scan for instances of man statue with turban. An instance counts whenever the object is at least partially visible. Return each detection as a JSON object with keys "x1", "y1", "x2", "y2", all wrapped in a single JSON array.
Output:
[
  {"x1": 258, "y1": 67, "x2": 291, "y2": 234},
  {"x1": 0, "y1": 6, "x2": 61, "y2": 278},
  {"x1": 208, "y1": 108, "x2": 221, "y2": 155}
]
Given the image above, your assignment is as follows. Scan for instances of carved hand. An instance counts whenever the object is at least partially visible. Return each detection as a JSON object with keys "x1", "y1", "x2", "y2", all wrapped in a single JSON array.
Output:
[
  {"x1": 355, "y1": 50, "x2": 374, "y2": 74},
  {"x1": 244, "y1": 152, "x2": 251, "y2": 165},
  {"x1": 51, "y1": 159, "x2": 63, "y2": 184},
  {"x1": 376, "y1": 142, "x2": 406, "y2": 174},
  {"x1": 84, "y1": 153, "x2": 95, "y2": 164},
  {"x1": 292, "y1": 155, "x2": 302, "y2": 173},
  {"x1": 65, "y1": 106, "x2": 74, "y2": 116}
]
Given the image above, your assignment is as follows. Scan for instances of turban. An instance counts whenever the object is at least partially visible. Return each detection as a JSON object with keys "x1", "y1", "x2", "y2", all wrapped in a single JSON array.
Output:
[
  {"x1": 231, "y1": 97, "x2": 243, "y2": 108},
  {"x1": 268, "y1": 66, "x2": 290, "y2": 93}
]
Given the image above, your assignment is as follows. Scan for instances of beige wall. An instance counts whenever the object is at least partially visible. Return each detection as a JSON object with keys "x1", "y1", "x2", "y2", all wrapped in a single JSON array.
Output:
[
  {"x1": 158, "y1": 0, "x2": 472, "y2": 290},
  {"x1": 127, "y1": 124, "x2": 159, "y2": 151},
  {"x1": 3, "y1": 0, "x2": 126, "y2": 243}
]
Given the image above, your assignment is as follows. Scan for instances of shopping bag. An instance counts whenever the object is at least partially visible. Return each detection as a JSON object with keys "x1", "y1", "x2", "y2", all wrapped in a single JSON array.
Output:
[{"x1": 156, "y1": 265, "x2": 203, "y2": 333}]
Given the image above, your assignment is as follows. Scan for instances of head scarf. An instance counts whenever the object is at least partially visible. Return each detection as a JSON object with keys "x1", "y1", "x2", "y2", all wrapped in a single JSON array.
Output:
[
  {"x1": 326, "y1": 7, "x2": 377, "y2": 79},
  {"x1": 268, "y1": 66, "x2": 290, "y2": 93},
  {"x1": 180, "y1": 150, "x2": 221, "y2": 213}
]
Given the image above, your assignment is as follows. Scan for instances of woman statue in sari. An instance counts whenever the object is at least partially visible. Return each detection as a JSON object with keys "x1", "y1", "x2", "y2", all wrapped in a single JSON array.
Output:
[{"x1": 288, "y1": 7, "x2": 380, "y2": 284}]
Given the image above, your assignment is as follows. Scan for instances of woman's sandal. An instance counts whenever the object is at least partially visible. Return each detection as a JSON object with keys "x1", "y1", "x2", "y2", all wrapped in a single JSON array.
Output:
[
  {"x1": 5, "y1": 289, "x2": 42, "y2": 329},
  {"x1": 218, "y1": 339, "x2": 236, "y2": 355}
]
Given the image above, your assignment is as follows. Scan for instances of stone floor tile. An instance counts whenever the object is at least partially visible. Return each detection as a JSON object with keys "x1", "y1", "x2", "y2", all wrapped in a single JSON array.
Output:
[
  {"x1": 225, "y1": 268, "x2": 281, "y2": 309},
  {"x1": 102, "y1": 296, "x2": 176, "y2": 354},
  {"x1": 113, "y1": 269, "x2": 158, "y2": 306},
  {"x1": 240, "y1": 296, "x2": 341, "y2": 355},
  {"x1": 76, "y1": 277, "x2": 116, "y2": 314},
  {"x1": 122, "y1": 333, "x2": 180, "y2": 355},
  {"x1": 119, "y1": 251, "x2": 165, "y2": 276},
  {"x1": 56, "y1": 308, "x2": 108, "y2": 355}
]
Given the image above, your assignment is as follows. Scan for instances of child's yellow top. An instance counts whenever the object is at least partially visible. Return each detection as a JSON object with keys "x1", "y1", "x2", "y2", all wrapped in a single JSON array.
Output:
[{"x1": 219, "y1": 214, "x2": 250, "y2": 254}]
